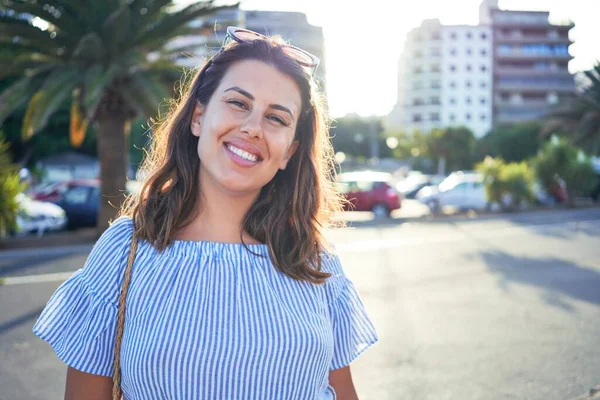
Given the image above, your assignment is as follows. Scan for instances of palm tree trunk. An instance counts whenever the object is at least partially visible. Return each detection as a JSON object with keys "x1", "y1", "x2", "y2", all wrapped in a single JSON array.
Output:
[{"x1": 96, "y1": 115, "x2": 129, "y2": 234}]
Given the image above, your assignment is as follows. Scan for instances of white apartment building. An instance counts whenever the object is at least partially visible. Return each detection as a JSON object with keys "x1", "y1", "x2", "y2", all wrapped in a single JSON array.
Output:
[
  {"x1": 441, "y1": 25, "x2": 493, "y2": 136},
  {"x1": 388, "y1": 19, "x2": 493, "y2": 138}
]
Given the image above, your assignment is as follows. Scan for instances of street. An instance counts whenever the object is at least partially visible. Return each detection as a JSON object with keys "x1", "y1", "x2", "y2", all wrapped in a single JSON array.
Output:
[{"x1": 1, "y1": 208, "x2": 599, "y2": 400}]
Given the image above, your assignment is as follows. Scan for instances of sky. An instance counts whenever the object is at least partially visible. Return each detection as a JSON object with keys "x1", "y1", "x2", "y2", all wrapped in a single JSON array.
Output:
[{"x1": 228, "y1": 0, "x2": 599, "y2": 118}]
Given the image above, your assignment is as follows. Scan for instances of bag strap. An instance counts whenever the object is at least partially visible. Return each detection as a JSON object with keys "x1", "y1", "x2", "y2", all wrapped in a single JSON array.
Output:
[{"x1": 112, "y1": 227, "x2": 138, "y2": 400}]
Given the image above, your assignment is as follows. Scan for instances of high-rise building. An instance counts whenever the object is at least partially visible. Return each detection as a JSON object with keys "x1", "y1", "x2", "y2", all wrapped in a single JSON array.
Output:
[
  {"x1": 486, "y1": 7, "x2": 576, "y2": 124},
  {"x1": 387, "y1": 19, "x2": 493, "y2": 137},
  {"x1": 388, "y1": 0, "x2": 577, "y2": 136}
]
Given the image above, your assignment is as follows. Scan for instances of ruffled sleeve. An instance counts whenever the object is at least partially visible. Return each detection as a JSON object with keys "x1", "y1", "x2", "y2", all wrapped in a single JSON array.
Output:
[
  {"x1": 322, "y1": 253, "x2": 378, "y2": 370},
  {"x1": 32, "y1": 216, "x2": 134, "y2": 376}
]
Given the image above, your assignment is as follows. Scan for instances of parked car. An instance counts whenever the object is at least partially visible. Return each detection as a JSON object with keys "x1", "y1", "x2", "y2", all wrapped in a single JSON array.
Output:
[
  {"x1": 336, "y1": 171, "x2": 401, "y2": 218},
  {"x1": 54, "y1": 179, "x2": 100, "y2": 229},
  {"x1": 416, "y1": 171, "x2": 487, "y2": 213},
  {"x1": 396, "y1": 171, "x2": 445, "y2": 199},
  {"x1": 13, "y1": 193, "x2": 67, "y2": 236},
  {"x1": 29, "y1": 179, "x2": 89, "y2": 203}
]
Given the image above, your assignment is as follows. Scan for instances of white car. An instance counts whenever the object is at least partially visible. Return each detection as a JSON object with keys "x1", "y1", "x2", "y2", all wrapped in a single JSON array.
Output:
[
  {"x1": 416, "y1": 172, "x2": 488, "y2": 213},
  {"x1": 14, "y1": 193, "x2": 67, "y2": 237}
]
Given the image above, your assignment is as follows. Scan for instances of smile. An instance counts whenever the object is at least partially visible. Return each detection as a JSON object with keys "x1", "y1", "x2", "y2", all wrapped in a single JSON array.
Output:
[{"x1": 225, "y1": 143, "x2": 262, "y2": 162}]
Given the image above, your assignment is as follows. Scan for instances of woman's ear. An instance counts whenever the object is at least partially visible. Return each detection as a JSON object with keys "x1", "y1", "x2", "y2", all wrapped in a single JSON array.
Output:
[{"x1": 190, "y1": 100, "x2": 204, "y2": 137}]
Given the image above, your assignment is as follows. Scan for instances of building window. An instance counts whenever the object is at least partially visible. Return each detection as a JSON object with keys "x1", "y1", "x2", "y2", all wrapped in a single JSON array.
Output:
[
  {"x1": 414, "y1": 50, "x2": 423, "y2": 58},
  {"x1": 481, "y1": 32, "x2": 487, "y2": 40},
  {"x1": 413, "y1": 81, "x2": 423, "y2": 90},
  {"x1": 413, "y1": 98, "x2": 424, "y2": 106},
  {"x1": 431, "y1": 80, "x2": 441, "y2": 89},
  {"x1": 466, "y1": 97, "x2": 472, "y2": 104},
  {"x1": 466, "y1": 64, "x2": 472, "y2": 71},
  {"x1": 466, "y1": 113, "x2": 471, "y2": 120},
  {"x1": 480, "y1": 98, "x2": 486, "y2": 104},
  {"x1": 466, "y1": 32, "x2": 472, "y2": 39},
  {"x1": 480, "y1": 65, "x2": 487, "y2": 72},
  {"x1": 480, "y1": 48, "x2": 487, "y2": 56},
  {"x1": 431, "y1": 48, "x2": 441, "y2": 57},
  {"x1": 466, "y1": 48, "x2": 472, "y2": 55},
  {"x1": 413, "y1": 114, "x2": 422, "y2": 122},
  {"x1": 466, "y1": 81, "x2": 472, "y2": 88},
  {"x1": 430, "y1": 96, "x2": 441, "y2": 105},
  {"x1": 450, "y1": 48, "x2": 456, "y2": 56},
  {"x1": 450, "y1": 65, "x2": 456, "y2": 72},
  {"x1": 430, "y1": 113, "x2": 440, "y2": 121},
  {"x1": 480, "y1": 114, "x2": 486, "y2": 121},
  {"x1": 449, "y1": 97, "x2": 456, "y2": 105},
  {"x1": 450, "y1": 114, "x2": 456, "y2": 122},
  {"x1": 414, "y1": 66, "x2": 423, "y2": 73},
  {"x1": 480, "y1": 81, "x2": 487, "y2": 89},
  {"x1": 431, "y1": 64, "x2": 441, "y2": 72},
  {"x1": 498, "y1": 44, "x2": 511, "y2": 54},
  {"x1": 450, "y1": 32, "x2": 457, "y2": 40},
  {"x1": 450, "y1": 81, "x2": 456, "y2": 88}
]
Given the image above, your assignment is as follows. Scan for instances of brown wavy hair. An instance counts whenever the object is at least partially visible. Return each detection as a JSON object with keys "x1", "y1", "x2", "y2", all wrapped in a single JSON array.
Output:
[{"x1": 119, "y1": 35, "x2": 344, "y2": 284}]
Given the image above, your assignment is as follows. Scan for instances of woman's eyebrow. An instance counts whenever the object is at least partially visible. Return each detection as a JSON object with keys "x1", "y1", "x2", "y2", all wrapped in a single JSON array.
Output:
[{"x1": 224, "y1": 86, "x2": 294, "y2": 119}]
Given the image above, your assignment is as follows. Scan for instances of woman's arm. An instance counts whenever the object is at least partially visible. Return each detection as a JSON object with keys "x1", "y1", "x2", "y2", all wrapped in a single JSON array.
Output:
[
  {"x1": 329, "y1": 366, "x2": 359, "y2": 400},
  {"x1": 65, "y1": 367, "x2": 113, "y2": 400}
]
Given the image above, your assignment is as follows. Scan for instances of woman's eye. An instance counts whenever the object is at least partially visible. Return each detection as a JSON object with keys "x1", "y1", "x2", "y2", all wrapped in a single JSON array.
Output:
[
  {"x1": 228, "y1": 99, "x2": 248, "y2": 109},
  {"x1": 268, "y1": 115, "x2": 288, "y2": 126}
]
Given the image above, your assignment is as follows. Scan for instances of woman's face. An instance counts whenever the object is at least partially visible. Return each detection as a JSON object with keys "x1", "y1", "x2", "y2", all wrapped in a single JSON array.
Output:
[{"x1": 191, "y1": 60, "x2": 301, "y2": 198}]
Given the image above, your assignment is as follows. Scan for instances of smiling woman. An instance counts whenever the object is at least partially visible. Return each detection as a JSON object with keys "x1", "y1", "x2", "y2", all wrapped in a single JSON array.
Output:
[{"x1": 33, "y1": 27, "x2": 378, "y2": 400}]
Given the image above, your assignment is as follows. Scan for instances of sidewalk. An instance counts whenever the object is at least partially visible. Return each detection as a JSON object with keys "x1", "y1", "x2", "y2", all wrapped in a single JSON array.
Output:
[{"x1": 0, "y1": 227, "x2": 99, "y2": 251}]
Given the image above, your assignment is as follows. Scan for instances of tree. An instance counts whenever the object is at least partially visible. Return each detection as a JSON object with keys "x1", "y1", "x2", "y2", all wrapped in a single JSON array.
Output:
[
  {"x1": 533, "y1": 138, "x2": 597, "y2": 208},
  {"x1": 0, "y1": 0, "x2": 236, "y2": 232},
  {"x1": 330, "y1": 116, "x2": 392, "y2": 160},
  {"x1": 427, "y1": 126, "x2": 476, "y2": 174},
  {"x1": 544, "y1": 63, "x2": 600, "y2": 155},
  {"x1": 476, "y1": 121, "x2": 543, "y2": 163}
]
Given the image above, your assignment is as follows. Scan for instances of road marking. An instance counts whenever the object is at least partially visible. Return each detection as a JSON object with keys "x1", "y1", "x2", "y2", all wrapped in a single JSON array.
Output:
[{"x1": 1, "y1": 271, "x2": 75, "y2": 285}]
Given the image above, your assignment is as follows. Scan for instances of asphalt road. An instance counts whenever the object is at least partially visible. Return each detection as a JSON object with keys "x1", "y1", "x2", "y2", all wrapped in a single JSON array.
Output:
[{"x1": 1, "y1": 208, "x2": 599, "y2": 400}]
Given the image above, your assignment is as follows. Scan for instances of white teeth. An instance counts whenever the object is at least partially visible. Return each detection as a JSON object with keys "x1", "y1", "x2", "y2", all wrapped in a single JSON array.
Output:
[{"x1": 227, "y1": 144, "x2": 258, "y2": 162}]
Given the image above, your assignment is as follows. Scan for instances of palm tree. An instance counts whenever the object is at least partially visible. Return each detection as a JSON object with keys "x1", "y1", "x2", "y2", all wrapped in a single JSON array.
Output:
[
  {"x1": 544, "y1": 63, "x2": 600, "y2": 155},
  {"x1": 0, "y1": 0, "x2": 236, "y2": 232}
]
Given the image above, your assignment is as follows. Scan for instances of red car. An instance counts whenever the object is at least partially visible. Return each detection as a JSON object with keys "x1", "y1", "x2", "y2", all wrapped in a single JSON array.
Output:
[
  {"x1": 336, "y1": 171, "x2": 401, "y2": 218},
  {"x1": 29, "y1": 179, "x2": 99, "y2": 203}
]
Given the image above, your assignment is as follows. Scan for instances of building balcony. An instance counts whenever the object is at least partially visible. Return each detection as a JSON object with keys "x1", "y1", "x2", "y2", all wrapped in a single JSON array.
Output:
[
  {"x1": 495, "y1": 80, "x2": 575, "y2": 93},
  {"x1": 495, "y1": 51, "x2": 573, "y2": 60},
  {"x1": 495, "y1": 100, "x2": 555, "y2": 109},
  {"x1": 492, "y1": 19, "x2": 574, "y2": 29},
  {"x1": 495, "y1": 66, "x2": 572, "y2": 76},
  {"x1": 494, "y1": 34, "x2": 571, "y2": 45}
]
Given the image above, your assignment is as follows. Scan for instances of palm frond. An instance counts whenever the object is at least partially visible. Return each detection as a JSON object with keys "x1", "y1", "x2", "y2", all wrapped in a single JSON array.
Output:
[
  {"x1": 70, "y1": 32, "x2": 106, "y2": 63},
  {"x1": 2, "y1": 0, "x2": 84, "y2": 35},
  {"x1": 21, "y1": 68, "x2": 83, "y2": 139},
  {"x1": 0, "y1": 15, "x2": 69, "y2": 49},
  {"x1": 0, "y1": 72, "x2": 48, "y2": 126},
  {"x1": 133, "y1": 2, "x2": 238, "y2": 51}
]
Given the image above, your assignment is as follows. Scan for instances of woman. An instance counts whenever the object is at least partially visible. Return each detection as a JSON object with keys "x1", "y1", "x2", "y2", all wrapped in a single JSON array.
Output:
[{"x1": 33, "y1": 27, "x2": 377, "y2": 399}]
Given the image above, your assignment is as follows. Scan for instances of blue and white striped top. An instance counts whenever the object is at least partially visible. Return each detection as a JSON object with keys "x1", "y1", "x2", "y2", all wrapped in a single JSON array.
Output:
[{"x1": 33, "y1": 217, "x2": 377, "y2": 399}]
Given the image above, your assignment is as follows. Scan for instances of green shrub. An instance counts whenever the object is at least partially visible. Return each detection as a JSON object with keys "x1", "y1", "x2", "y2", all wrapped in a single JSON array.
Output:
[
  {"x1": 477, "y1": 156, "x2": 535, "y2": 211},
  {"x1": 0, "y1": 132, "x2": 25, "y2": 237},
  {"x1": 533, "y1": 138, "x2": 596, "y2": 207}
]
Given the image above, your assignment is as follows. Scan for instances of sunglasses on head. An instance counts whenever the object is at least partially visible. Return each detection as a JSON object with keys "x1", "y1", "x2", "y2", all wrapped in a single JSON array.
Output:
[{"x1": 224, "y1": 26, "x2": 320, "y2": 76}]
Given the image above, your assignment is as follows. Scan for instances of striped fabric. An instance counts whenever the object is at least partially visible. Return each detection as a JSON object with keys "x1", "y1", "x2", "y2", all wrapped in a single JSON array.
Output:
[{"x1": 33, "y1": 217, "x2": 377, "y2": 399}]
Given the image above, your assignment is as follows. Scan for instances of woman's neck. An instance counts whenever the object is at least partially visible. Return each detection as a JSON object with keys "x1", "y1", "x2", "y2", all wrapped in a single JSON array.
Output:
[{"x1": 174, "y1": 169, "x2": 261, "y2": 244}]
